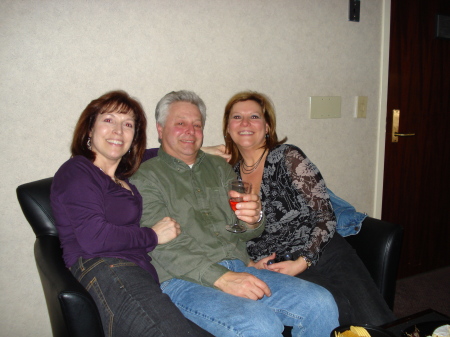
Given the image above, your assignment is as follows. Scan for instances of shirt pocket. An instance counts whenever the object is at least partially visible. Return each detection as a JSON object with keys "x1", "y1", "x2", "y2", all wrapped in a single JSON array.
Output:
[
  {"x1": 202, "y1": 185, "x2": 234, "y2": 225},
  {"x1": 205, "y1": 185, "x2": 229, "y2": 208}
]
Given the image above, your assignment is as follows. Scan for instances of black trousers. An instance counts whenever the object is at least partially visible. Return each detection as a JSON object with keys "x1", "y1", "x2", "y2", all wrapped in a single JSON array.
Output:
[{"x1": 296, "y1": 233, "x2": 396, "y2": 326}]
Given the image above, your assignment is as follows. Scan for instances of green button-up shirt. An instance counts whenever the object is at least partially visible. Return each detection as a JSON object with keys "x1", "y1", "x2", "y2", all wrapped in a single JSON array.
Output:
[{"x1": 130, "y1": 148, "x2": 265, "y2": 287}]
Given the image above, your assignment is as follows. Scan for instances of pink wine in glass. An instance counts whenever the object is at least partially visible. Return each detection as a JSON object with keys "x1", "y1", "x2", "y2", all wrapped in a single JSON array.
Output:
[
  {"x1": 226, "y1": 180, "x2": 251, "y2": 233},
  {"x1": 229, "y1": 197, "x2": 244, "y2": 212}
]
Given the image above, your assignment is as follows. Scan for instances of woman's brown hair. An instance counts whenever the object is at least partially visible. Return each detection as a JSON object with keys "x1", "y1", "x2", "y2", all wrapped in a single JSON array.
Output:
[
  {"x1": 222, "y1": 91, "x2": 287, "y2": 165},
  {"x1": 71, "y1": 90, "x2": 147, "y2": 178}
]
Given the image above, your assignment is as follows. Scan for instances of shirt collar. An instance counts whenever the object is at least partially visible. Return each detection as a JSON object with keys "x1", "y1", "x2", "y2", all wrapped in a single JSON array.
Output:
[{"x1": 157, "y1": 147, "x2": 205, "y2": 170}]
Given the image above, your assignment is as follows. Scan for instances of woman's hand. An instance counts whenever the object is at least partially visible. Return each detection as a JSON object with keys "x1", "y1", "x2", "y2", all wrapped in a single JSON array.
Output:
[
  {"x1": 230, "y1": 190, "x2": 263, "y2": 227},
  {"x1": 152, "y1": 217, "x2": 181, "y2": 244},
  {"x1": 266, "y1": 258, "x2": 308, "y2": 276},
  {"x1": 249, "y1": 253, "x2": 276, "y2": 270},
  {"x1": 201, "y1": 144, "x2": 231, "y2": 162}
]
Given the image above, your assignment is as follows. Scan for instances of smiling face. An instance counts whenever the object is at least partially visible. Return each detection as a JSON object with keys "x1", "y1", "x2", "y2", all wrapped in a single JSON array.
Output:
[
  {"x1": 89, "y1": 111, "x2": 135, "y2": 168},
  {"x1": 157, "y1": 101, "x2": 204, "y2": 165},
  {"x1": 227, "y1": 100, "x2": 269, "y2": 151}
]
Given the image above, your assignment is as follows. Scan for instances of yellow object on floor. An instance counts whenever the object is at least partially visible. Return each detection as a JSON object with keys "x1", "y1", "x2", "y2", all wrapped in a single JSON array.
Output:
[{"x1": 335, "y1": 326, "x2": 371, "y2": 337}]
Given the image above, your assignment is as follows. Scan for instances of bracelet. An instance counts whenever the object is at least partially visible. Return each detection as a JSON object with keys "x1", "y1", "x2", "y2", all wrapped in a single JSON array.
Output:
[{"x1": 255, "y1": 210, "x2": 263, "y2": 224}]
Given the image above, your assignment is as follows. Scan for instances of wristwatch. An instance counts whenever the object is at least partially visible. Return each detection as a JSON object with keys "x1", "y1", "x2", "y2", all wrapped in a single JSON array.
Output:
[
  {"x1": 291, "y1": 251, "x2": 313, "y2": 269},
  {"x1": 300, "y1": 256, "x2": 312, "y2": 269},
  {"x1": 267, "y1": 252, "x2": 312, "y2": 269}
]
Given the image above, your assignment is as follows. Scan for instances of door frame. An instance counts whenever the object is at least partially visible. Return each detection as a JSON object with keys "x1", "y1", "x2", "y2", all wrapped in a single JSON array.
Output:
[{"x1": 374, "y1": 0, "x2": 391, "y2": 218}]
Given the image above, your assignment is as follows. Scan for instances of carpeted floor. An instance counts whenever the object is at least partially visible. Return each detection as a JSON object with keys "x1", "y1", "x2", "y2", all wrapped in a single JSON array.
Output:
[{"x1": 393, "y1": 265, "x2": 450, "y2": 319}]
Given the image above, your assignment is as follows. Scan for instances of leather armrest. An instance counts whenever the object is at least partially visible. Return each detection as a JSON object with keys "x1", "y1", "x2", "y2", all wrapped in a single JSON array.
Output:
[
  {"x1": 345, "y1": 217, "x2": 403, "y2": 309},
  {"x1": 34, "y1": 236, "x2": 104, "y2": 337},
  {"x1": 17, "y1": 177, "x2": 57, "y2": 237}
]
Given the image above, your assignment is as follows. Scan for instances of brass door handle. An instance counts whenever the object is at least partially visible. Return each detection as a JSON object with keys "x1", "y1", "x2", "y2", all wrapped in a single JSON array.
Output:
[
  {"x1": 394, "y1": 133, "x2": 416, "y2": 137},
  {"x1": 392, "y1": 109, "x2": 416, "y2": 142}
]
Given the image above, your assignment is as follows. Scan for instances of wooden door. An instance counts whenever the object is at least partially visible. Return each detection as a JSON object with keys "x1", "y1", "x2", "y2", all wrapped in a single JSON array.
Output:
[{"x1": 382, "y1": 0, "x2": 450, "y2": 278}]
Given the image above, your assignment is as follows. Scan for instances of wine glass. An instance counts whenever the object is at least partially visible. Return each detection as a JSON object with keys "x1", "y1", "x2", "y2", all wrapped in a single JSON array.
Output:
[{"x1": 226, "y1": 179, "x2": 252, "y2": 233}]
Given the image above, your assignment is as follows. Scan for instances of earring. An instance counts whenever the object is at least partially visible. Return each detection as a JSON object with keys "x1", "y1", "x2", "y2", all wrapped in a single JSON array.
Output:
[
  {"x1": 87, "y1": 137, "x2": 91, "y2": 150},
  {"x1": 265, "y1": 133, "x2": 269, "y2": 138}
]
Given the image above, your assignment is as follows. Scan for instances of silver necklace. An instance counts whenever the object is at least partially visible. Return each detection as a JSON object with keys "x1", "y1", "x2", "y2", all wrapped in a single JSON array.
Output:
[{"x1": 240, "y1": 148, "x2": 267, "y2": 175}]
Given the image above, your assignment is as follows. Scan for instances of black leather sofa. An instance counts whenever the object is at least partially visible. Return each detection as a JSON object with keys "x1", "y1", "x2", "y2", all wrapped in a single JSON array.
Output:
[{"x1": 17, "y1": 177, "x2": 403, "y2": 337}]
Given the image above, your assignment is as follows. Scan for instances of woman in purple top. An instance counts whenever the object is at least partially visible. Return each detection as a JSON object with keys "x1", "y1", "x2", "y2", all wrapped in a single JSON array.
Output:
[{"x1": 51, "y1": 90, "x2": 213, "y2": 337}]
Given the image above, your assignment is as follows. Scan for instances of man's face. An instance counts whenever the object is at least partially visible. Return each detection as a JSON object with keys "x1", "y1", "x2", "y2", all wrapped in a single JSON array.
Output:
[{"x1": 157, "y1": 101, "x2": 204, "y2": 165}]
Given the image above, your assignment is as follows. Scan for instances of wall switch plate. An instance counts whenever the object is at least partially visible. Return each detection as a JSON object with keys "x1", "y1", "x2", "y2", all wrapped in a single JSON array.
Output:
[
  {"x1": 355, "y1": 96, "x2": 368, "y2": 118},
  {"x1": 309, "y1": 96, "x2": 341, "y2": 119},
  {"x1": 436, "y1": 14, "x2": 450, "y2": 39}
]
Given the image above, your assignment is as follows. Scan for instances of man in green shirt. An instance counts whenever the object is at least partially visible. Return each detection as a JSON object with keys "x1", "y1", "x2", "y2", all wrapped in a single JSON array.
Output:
[{"x1": 130, "y1": 90, "x2": 339, "y2": 337}]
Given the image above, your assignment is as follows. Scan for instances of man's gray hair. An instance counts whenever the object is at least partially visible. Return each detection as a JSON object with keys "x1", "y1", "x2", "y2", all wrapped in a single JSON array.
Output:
[{"x1": 155, "y1": 90, "x2": 207, "y2": 126}]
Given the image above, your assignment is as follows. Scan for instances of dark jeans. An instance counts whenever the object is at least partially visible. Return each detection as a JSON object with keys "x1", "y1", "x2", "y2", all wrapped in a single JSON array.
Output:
[
  {"x1": 296, "y1": 233, "x2": 396, "y2": 326},
  {"x1": 70, "y1": 257, "x2": 213, "y2": 337}
]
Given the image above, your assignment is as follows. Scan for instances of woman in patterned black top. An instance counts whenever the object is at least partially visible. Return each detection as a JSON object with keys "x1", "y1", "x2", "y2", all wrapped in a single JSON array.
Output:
[{"x1": 222, "y1": 91, "x2": 395, "y2": 326}]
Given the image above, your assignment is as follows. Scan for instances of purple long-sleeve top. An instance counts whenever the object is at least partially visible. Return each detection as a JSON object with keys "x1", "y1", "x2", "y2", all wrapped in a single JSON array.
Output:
[{"x1": 51, "y1": 149, "x2": 159, "y2": 281}]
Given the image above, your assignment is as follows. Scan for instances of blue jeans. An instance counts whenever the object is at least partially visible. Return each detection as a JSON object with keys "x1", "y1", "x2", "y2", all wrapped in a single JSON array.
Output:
[
  {"x1": 161, "y1": 259, "x2": 339, "y2": 337},
  {"x1": 70, "y1": 257, "x2": 213, "y2": 337}
]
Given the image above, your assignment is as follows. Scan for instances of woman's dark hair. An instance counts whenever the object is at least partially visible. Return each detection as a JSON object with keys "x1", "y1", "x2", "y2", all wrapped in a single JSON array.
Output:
[
  {"x1": 223, "y1": 91, "x2": 287, "y2": 165},
  {"x1": 71, "y1": 90, "x2": 147, "y2": 178}
]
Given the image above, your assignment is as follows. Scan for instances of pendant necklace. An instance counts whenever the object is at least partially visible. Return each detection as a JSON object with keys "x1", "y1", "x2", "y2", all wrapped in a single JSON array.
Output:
[{"x1": 241, "y1": 148, "x2": 267, "y2": 175}]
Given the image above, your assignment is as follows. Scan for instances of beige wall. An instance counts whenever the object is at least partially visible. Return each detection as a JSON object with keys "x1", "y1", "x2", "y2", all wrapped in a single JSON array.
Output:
[{"x1": 0, "y1": 0, "x2": 389, "y2": 335}]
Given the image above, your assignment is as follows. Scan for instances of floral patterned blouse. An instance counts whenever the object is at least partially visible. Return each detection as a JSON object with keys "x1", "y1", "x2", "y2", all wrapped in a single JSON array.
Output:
[{"x1": 235, "y1": 144, "x2": 336, "y2": 265}]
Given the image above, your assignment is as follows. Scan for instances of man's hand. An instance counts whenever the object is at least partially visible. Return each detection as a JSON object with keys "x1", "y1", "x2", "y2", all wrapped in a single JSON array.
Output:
[
  {"x1": 152, "y1": 217, "x2": 181, "y2": 244},
  {"x1": 201, "y1": 144, "x2": 231, "y2": 162},
  {"x1": 214, "y1": 271, "x2": 271, "y2": 300}
]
